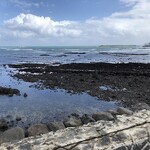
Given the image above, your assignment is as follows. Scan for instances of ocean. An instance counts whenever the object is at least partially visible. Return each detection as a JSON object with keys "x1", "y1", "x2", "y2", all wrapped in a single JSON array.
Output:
[
  {"x1": 0, "y1": 45, "x2": 150, "y2": 65},
  {"x1": 0, "y1": 45, "x2": 149, "y2": 126}
]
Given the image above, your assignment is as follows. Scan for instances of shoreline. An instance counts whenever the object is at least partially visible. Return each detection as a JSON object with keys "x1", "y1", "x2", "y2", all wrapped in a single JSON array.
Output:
[
  {"x1": 8, "y1": 62, "x2": 150, "y2": 106},
  {"x1": 0, "y1": 62, "x2": 150, "y2": 145},
  {"x1": 0, "y1": 109, "x2": 150, "y2": 149}
]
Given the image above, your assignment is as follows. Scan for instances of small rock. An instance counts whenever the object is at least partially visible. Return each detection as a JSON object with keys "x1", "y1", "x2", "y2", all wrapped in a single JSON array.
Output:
[
  {"x1": 8, "y1": 94, "x2": 13, "y2": 97},
  {"x1": 47, "y1": 121, "x2": 65, "y2": 132},
  {"x1": 0, "y1": 119, "x2": 8, "y2": 130},
  {"x1": 13, "y1": 89, "x2": 20, "y2": 95},
  {"x1": 16, "y1": 116, "x2": 22, "y2": 121},
  {"x1": 81, "y1": 114, "x2": 95, "y2": 124},
  {"x1": 40, "y1": 54, "x2": 49, "y2": 56},
  {"x1": 64, "y1": 116, "x2": 83, "y2": 127},
  {"x1": 0, "y1": 127, "x2": 25, "y2": 144},
  {"x1": 23, "y1": 93, "x2": 28, "y2": 98},
  {"x1": 27, "y1": 124, "x2": 49, "y2": 136},
  {"x1": 92, "y1": 112, "x2": 115, "y2": 121},
  {"x1": 117, "y1": 107, "x2": 133, "y2": 115}
]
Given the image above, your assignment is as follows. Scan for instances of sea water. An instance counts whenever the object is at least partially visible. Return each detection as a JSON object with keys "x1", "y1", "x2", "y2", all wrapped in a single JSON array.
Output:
[
  {"x1": 0, "y1": 45, "x2": 150, "y2": 65},
  {"x1": 0, "y1": 45, "x2": 149, "y2": 124}
]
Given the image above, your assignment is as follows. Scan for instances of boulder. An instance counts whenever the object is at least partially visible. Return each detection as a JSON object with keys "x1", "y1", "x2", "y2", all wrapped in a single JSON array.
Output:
[
  {"x1": 106, "y1": 110, "x2": 118, "y2": 116},
  {"x1": 47, "y1": 121, "x2": 65, "y2": 132},
  {"x1": 81, "y1": 114, "x2": 95, "y2": 124},
  {"x1": 117, "y1": 107, "x2": 133, "y2": 115},
  {"x1": 27, "y1": 124, "x2": 49, "y2": 137},
  {"x1": 0, "y1": 127, "x2": 25, "y2": 144},
  {"x1": 64, "y1": 116, "x2": 83, "y2": 127},
  {"x1": 92, "y1": 112, "x2": 115, "y2": 121},
  {"x1": 131, "y1": 103, "x2": 150, "y2": 111},
  {"x1": 0, "y1": 119, "x2": 8, "y2": 130}
]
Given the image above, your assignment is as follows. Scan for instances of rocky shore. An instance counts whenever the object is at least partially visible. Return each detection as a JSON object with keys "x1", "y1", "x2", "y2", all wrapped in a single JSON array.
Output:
[
  {"x1": 0, "y1": 62, "x2": 150, "y2": 148},
  {"x1": 0, "y1": 104, "x2": 149, "y2": 144},
  {"x1": 0, "y1": 109, "x2": 149, "y2": 149},
  {"x1": 8, "y1": 62, "x2": 150, "y2": 107}
]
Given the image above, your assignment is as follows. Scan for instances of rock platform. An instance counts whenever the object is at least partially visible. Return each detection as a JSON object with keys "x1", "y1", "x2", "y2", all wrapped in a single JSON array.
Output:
[{"x1": 0, "y1": 109, "x2": 149, "y2": 150}]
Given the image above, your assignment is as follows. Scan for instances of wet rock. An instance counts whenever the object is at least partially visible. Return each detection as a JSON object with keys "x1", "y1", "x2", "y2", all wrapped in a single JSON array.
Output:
[
  {"x1": 131, "y1": 103, "x2": 150, "y2": 111},
  {"x1": 0, "y1": 127, "x2": 25, "y2": 144},
  {"x1": 0, "y1": 119, "x2": 8, "y2": 130},
  {"x1": 8, "y1": 94, "x2": 13, "y2": 97},
  {"x1": 81, "y1": 114, "x2": 95, "y2": 124},
  {"x1": 27, "y1": 124, "x2": 49, "y2": 136},
  {"x1": 16, "y1": 116, "x2": 22, "y2": 121},
  {"x1": 64, "y1": 116, "x2": 83, "y2": 127},
  {"x1": 13, "y1": 89, "x2": 20, "y2": 95},
  {"x1": 92, "y1": 112, "x2": 115, "y2": 121},
  {"x1": 23, "y1": 93, "x2": 28, "y2": 98},
  {"x1": 0, "y1": 86, "x2": 20, "y2": 96},
  {"x1": 117, "y1": 107, "x2": 133, "y2": 115},
  {"x1": 40, "y1": 54, "x2": 49, "y2": 56},
  {"x1": 47, "y1": 121, "x2": 65, "y2": 132}
]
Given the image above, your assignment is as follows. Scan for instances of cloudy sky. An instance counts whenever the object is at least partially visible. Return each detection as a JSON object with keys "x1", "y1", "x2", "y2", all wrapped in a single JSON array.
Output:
[{"x1": 0, "y1": 0, "x2": 150, "y2": 46}]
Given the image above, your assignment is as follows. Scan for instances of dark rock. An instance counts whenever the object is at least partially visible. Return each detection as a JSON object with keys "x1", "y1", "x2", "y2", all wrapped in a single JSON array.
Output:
[
  {"x1": 117, "y1": 107, "x2": 133, "y2": 115},
  {"x1": 131, "y1": 103, "x2": 150, "y2": 111},
  {"x1": 40, "y1": 54, "x2": 50, "y2": 56},
  {"x1": 0, "y1": 86, "x2": 20, "y2": 96},
  {"x1": 13, "y1": 89, "x2": 21, "y2": 95},
  {"x1": 8, "y1": 94, "x2": 13, "y2": 97},
  {"x1": 23, "y1": 93, "x2": 28, "y2": 97},
  {"x1": 16, "y1": 116, "x2": 22, "y2": 121},
  {"x1": 64, "y1": 116, "x2": 83, "y2": 127},
  {"x1": 47, "y1": 121, "x2": 65, "y2": 132},
  {"x1": 27, "y1": 124, "x2": 49, "y2": 136},
  {"x1": 0, "y1": 127, "x2": 25, "y2": 144},
  {"x1": 0, "y1": 119, "x2": 8, "y2": 130},
  {"x1": 92, "y1": 112, "x2": 115, "y2": 121},
  {"x1": 81, "y1": 114, "x2": 95, "y2": 124}
]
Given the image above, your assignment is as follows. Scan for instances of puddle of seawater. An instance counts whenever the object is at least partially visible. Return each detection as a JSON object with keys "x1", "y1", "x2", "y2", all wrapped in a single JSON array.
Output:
[
  {"x1": 0, "y1": 65, "x2": 119, "y2": 125},
  {"x1": 99, "y1": 85, "x2": 127, "y2": 92}
]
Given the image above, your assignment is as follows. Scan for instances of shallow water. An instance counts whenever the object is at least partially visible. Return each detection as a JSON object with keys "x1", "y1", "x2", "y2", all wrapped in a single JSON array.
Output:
[
  {"x1": 0, "y1": 65, "x2": 118, "y2": 125},
  {"x1": 0, "y1": 45, "x2": 148, "y2": 125}
]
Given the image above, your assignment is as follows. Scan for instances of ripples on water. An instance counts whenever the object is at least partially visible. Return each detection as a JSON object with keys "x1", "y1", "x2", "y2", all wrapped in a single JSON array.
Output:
[{"x1": 0, "y1": 45, "x2": 150, "y2": 65}]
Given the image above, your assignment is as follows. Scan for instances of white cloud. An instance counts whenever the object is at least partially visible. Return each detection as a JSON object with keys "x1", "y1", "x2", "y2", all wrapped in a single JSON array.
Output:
[
  {"x1": 1, "y1": 0, "x2": 150, "y2": 45},
  {"x1": 4, "y1": 13, "x2": 82, "y2": 38}
]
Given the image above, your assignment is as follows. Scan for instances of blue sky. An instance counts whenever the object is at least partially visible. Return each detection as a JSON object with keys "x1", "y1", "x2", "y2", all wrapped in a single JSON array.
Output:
[
  {"x1": 0, "y1": 0, "x2": 127, "y2": 21},
  {"x1": 0, "y1": 0, "x2": 150, "y2": 46}
]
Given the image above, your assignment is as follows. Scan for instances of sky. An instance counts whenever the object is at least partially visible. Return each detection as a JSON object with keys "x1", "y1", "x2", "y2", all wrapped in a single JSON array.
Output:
[{"x1": 0, "y1": 0, "x2": 150, "y2": 46}]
